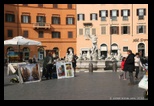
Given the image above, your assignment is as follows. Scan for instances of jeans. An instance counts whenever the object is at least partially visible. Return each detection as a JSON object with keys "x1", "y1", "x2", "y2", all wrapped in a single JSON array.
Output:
[
  {"x1": 129, "y1": 71, "x2": 134, "y2": 84},
  {"x1": 135, "y1": 66, "x2": 139, "y2": 78}
]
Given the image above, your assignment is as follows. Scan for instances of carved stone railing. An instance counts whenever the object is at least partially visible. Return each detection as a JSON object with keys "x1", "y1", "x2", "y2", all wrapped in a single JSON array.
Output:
[{"x1": 33, "y1": 22, "x2": 50, "y2": 29}]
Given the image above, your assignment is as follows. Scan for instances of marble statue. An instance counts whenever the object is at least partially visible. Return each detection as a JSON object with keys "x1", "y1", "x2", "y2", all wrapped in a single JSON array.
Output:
[
  {"x1": 65, "y1": 48, "x2": 73, "y2": 62},
  {"x1": 86, "y1": 49, "x2": 91, "y2": 60},
  {"x1": 87, "y1": 34, "x2": 98, "y2": 60}
]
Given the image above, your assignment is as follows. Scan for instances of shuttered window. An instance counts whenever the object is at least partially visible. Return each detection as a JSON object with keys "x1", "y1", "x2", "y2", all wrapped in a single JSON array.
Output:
[
  {"x1": 101, "y1": 27, "x2": 106, "y2": 34},
  {"x1": 79, "y1": 29, "x2": 83, "y2": 35}
]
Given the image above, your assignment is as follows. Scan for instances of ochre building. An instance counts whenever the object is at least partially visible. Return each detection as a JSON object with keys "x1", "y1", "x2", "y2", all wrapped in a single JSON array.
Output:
[{"x1": 4, "y1": 4, "x2": 76, "y2": 61}]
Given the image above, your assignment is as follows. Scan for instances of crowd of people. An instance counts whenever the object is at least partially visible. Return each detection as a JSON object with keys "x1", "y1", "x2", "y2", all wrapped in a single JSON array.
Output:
[{"x1": 119, "y1": 50, "x2": 148, "y2": 86}]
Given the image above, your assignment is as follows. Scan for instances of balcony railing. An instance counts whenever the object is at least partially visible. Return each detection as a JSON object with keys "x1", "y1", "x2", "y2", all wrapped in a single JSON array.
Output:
[{"x1": 33, "y1": 22, "x2": 51, "y2": 29}]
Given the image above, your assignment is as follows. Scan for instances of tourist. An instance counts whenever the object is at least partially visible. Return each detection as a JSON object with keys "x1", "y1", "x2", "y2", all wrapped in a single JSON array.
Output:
[
  {"x1": 72, "y1": 55, "x2": 77, "y2": 76},
  {"x1": 124, "y1": 50, "x2": 135, "y2": 86},
  {"x1": 43, "y1": 52, "x2": 54, "y2": 80},
  {"x1": 134, "y1": 53, "x2": 143, "y2": 79},
  {"x1": 119, "y1": 57, "x2": 127, "y2": 80}
]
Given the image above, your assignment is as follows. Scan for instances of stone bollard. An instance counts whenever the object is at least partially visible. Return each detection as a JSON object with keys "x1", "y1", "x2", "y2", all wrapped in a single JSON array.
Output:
[
  {"x1": 89, "y1": 62, "x2": 93, "y2": 72},
  {"x1": 112, "y1": 60, "x2": 117, "y2": 72}
]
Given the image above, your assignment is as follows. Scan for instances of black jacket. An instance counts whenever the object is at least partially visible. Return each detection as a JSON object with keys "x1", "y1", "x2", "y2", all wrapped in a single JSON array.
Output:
[{"x1": 124, "y1": 53, "x2": 135, "y2": 72}]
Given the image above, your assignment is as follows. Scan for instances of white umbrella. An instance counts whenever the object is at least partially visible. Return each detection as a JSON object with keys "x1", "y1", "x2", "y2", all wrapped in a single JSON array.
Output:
[
  {"x1": 4, "y1": 36, "x2": 42, "y2": 53},
  {"x1": 4, "y1": 36, "x2": 42, "y2": 46}
]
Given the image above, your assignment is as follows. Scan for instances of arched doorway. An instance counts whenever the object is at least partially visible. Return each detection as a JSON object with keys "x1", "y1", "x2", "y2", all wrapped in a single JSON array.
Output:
[
  {"x1": 100, "y1": 44, "x2": 107, "y2": 59},
  {"x1": 53, "y1": 47, "x2": 59, "y2": 58},
  {"x1": 67, "y1": 47, "x2": 74, "y2": 54},
  {"x1": 138, "y1": 43, "x2": 145, "y2": 57},
  {"x1": 23, "y1": 47, "x2": 30, "y2": 60},
  {"x1": 111, "y1": 43, "x2": 118, "y2": 55},
  {"x1": 38, "y1": 47, "x2": 44, "y2": 60}
]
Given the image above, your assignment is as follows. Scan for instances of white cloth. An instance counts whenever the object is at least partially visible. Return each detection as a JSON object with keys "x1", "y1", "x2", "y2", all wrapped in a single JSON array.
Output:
[
  {"x1": 101, "y1": 11, "x2": 106, "y2": 17},
  {"x1": 112, "y1": 10, "x2": 116, "y2": 16},
  {"x1": 139, "y1": 9, "x2": 144, "y2": 16},
  {"x1": 134, "y1": 56, "x2": 143, "y2": 67},
  {"x1": 123, "y1": 10, "x2": 128, "y2": 16}
]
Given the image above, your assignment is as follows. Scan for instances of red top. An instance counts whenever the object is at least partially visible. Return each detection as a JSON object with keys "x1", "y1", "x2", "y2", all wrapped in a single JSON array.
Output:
[{"x1": 121, "y1": 60, "x2": 125, "y2": 71}]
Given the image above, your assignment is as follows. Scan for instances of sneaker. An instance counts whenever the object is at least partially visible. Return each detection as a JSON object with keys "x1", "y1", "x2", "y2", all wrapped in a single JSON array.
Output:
[{"x1": 123, "y1": 78, "x2": 127, "y2": 80}]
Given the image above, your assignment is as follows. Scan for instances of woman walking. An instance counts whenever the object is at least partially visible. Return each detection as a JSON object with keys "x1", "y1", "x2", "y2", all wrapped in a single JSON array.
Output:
[
  {"x1": 119, "y1": 57, "x2": 127, "y2": 80},
  {"x1": 134, "y1": 53, "x2": 143, "y2": 79}
]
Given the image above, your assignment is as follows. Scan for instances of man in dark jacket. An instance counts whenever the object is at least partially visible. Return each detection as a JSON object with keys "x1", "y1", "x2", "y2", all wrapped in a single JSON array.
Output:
[
  {"x1": 43, "y1": 52, "x2": 54, "y2": 80},
  {"x1": 124, "y1": 50, "x2": 135, "y2": 85}
]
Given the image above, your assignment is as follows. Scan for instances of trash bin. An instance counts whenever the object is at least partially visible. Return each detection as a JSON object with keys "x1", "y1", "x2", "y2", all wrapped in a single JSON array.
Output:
[
  {"x1": 112, "y1": 60, "x2": 117, "y2": 72},
  {"x1": 89, "y1": 62, "x2": 93, "y2": 72}
]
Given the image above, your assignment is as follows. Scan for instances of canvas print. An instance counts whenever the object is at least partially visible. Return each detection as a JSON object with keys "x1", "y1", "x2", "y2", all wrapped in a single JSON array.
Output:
[
  {"x1": 56, "y1": 62, "x2": 66, "y2": 79},
  {"x1": 18, "y1": 63, "x2": 41, "y2": 83},
  {"x1": 65, "y1": 62, "x2": 74, "y2": 78}
]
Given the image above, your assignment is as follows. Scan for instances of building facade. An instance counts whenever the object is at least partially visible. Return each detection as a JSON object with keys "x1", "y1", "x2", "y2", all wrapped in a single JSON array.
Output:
[
  {"x1": 4, "y1": 4, "x2": 76, "y2": 61},
  {"x1": 76, "y1": 4, "x2": 148, "y2": 58}
]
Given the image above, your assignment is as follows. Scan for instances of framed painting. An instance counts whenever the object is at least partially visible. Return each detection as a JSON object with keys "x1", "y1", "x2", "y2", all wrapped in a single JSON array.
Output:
[
  {"x1": 65, "y1": 62, "x2": 74, "y2": 78},
  {"x1": 56, "y1": 62, "x2": 66, "y2": 79},
  {"x1": 18, "y1": 63, "x2": 41, "y2": 83}
]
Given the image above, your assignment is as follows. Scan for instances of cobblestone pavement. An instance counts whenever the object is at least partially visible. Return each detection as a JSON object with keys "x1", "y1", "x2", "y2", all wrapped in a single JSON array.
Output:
[{"x1": 4, "y1": 66, "x2": 147, "y2": 100}]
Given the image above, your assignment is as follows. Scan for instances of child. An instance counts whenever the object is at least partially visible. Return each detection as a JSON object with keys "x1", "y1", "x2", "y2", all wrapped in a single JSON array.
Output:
[{"x1": 119, "y1": 57, "x2": 127, "y2": 80}]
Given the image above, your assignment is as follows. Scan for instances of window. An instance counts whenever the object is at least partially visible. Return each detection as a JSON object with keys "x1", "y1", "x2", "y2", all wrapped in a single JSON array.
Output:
[
  {"x1": 68, "y1": 31, "x2": 73, "y2": 38},
  {"x1": 21, "y1": 15, "x2": 31, "y2": 23},
  {"x1": 66, "y1": 17, "x2": 74, "y2": 25},
  {"x1": 121, "y1": 10, "x2": 130, "y2": 21},
  {"x1": 38, "y1": 4, "x2": 43, "y2": 7},
  {"x1": 99, "y1": 10, "x2": 108, "y2": 21},
  {"x1": 137, "y1": 25, "x2": 146, "y2": 34},
  {"x1": 53, "y1": 4, "x2": 58, "y2": 8},
  {"x1": 85, "y1": 28, "x2": 90, "y2": 35},
  {"x1": 36, "y1": 16, "x2": 46, "y2": 26},
  {"x1": 7, "y1": 30, "x2": 13, "y2": 37},
  {"x1": 110, "y1": 10, "x2": 118, "y2": 21},
  {"x1": 52, "y1": 32, "x2": 60, "y2": 38},
  {"x1": 5, "y1": 13, "x2": 15, "y2": 22},
  {"x1": 121, "y1": 26, "x2": 130, "y2": 34},
  {"x1": 92, "y1": 28, "x2": 96, "y2": 35},
  {"x1": 38, "y1": 31, "x2": 43, "y2": 38},
  {"x1": 137, "y1": 9, "x2": 146, "y2": 20},
  {"x1": 23, "y1": 4, "x2": 28, "y2": 6},
  {"x1": 68, "y1": 4, "x2": 72, "y2": 9},
  {"x1": 90, "y1": 13, "x2": 97, "y2": 20},
  {"x1": 123, "y1": 46, "x2": 128, "y2": 52},
  {"x1": 52, "y1": 16, "x2": 60, "y2": 24},
  {"x1": 101, "y1": 26, "x2": 106, "y2": 34},
  {"x1": 79, "y1": 29, "x2": 83, "y2": 35},
  {"x1": 23, "y1": 30, "x2": 28, "y2": 38},
  {"x1": 110, "y1": 26, "x2": 119, "y2": 34},
  {"x1": 77, "y1": 14, "x2": 85, "y2": 21}
]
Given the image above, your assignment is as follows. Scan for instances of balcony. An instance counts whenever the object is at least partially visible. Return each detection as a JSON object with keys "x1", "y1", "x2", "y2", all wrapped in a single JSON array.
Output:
[{"x1": 33, "y1": 22, "x2": 50, "y2": 29}]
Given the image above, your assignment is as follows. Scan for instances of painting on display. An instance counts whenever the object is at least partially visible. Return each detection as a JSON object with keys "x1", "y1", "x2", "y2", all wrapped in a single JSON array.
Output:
[
  {"x1": 56, "y1": 62, "x2": 66, "y2": 79},
  {"x1": 18, "y1": 63, "x2": 41, "y2": 83},
  {"x1": 65, "y1": 62, "x2": 74, "y2": 78}
]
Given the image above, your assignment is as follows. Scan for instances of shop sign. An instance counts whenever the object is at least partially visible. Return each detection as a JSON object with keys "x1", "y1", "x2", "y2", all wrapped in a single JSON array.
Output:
[{"x1": 133, "y1": 38, "x2": 148, "y2": 42}]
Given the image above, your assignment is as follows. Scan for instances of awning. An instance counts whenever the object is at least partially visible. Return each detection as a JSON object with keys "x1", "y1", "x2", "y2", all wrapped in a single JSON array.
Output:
[
  {"x1": 100, "y1": 46, "x2": 107, "y2": 51},
  {"x1": 111, "y1": 46, "x2": 118, "y2": 50}
]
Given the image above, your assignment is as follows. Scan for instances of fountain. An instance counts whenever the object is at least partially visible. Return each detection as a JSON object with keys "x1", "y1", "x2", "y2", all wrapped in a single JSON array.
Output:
[{"x1": 76, "y1": 34, "x2": 122, "y2": 70}]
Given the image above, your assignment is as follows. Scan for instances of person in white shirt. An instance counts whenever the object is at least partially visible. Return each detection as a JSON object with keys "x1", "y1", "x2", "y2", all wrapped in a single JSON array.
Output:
[{"x1": 134, "y1": 53, "x2": 143, "y2": 79}]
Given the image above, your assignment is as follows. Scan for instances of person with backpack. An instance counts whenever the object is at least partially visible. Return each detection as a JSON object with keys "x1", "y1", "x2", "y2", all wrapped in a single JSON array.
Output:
[{"x1": 119, "y1": 57, "x2": 127, "y2": 80}]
